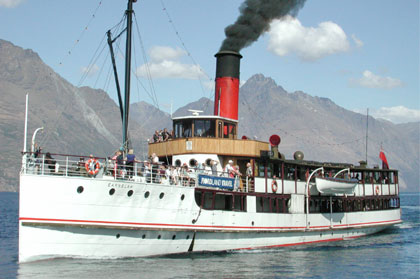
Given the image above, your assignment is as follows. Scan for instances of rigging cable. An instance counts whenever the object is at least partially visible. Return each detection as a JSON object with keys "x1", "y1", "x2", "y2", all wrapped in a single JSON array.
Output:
[
  {"x1": 133, "y1": 13, "x2": 160, "y2": 110},
  {"x1": 159, "y1": 0, "x2": 215, "y2": 112},
  {"x1": 58, "y1": 1, "x2": 103, "y2": 67}
]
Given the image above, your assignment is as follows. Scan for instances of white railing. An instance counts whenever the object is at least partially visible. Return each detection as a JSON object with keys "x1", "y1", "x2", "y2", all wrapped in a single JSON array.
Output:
[{"x1": 21, "y1": 153, "x2": 247, "y2": 191}]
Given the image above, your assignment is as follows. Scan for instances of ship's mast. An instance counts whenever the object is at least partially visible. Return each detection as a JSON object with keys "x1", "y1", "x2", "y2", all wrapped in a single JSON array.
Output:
[{"x1": 122, "y1": 0, "x2": 135, "y2": 152}]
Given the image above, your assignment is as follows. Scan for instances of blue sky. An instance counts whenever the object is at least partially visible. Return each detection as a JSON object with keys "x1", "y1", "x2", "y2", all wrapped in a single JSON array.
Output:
[{"x1": 0, "y1": 0, "x2": 419, "y2": 123}]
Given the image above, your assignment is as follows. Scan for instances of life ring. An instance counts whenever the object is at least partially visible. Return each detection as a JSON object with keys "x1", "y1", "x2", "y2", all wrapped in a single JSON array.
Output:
[
  {"x1": 271, "y1": 179, "x2": 278, "y2": 193},
  {"x1": 85, "y1": 159, "x2": 100, "y2": 176},
  {"x1": 375, "y1": 185, "x2": 380, "y2": 195}
]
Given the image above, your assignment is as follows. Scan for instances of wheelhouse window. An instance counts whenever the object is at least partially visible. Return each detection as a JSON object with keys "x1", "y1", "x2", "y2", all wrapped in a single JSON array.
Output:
[
  {"x1": 174, "y1": 120, "x2": 192, "y2": 138},
  {"x1": 194, "y1": 119, "x2": 215, "y2": 137},
  {"x1": 223, "y1": 122, "x2": 236, "y2": 139}
]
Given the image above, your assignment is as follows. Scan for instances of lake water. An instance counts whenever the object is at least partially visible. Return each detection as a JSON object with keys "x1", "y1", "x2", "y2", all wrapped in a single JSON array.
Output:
[{"x1": 1, "y1": 192, "x2": 419, "y2": 279}]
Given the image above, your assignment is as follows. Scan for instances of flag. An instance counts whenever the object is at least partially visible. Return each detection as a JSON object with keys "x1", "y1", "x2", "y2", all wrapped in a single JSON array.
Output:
[{"x1": 379, "y1": 149, "x2": 389, "y2": 169}]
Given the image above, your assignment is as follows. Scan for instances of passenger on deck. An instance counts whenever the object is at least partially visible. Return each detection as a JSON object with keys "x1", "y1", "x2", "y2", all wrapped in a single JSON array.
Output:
[
  {"x1": 195, "y1": 161, "x2": 204, "y2": 174},
  {"x1": 125, "y1": 149, "x2": 136, "y2": 178},
  {"x1": 151, "y1": 153, "x2": 159, "y2": 183},
  {"x1": 162, "y1": 128, "x2": 171, "y2": 141},
  {"x1": 224, "y1": 160, "x2": 235, "y2": 178},
  {"x1": 33, "y1": 144, "x2": 42, "y2": 158},
  {"x1": 246, "y1": 162, "x2": 253, "y2": 178},
  {"x1": 44, "y1": 152, "x2": 56, "y2": 174},
  {"x1": 211, "y1": 160, "x2": 218, "y2": 176},
  {"x1": 144, "y1": 160, "x2": 152, "y2": 182},
  {"x1": 172, "y1": 166, "x2": 180, "y2": 185},
  {"x1": 116, "y1": 150, "x2": 124, "y2": 178},
  {"x1": 234, "y1": 165, "x2": 243, "y2": 191},
  {"x1": 153, "y1": 130, "x2": 160, "y2": 143},
  {"x1": 181, "y1": 163, "x2": 190, "y2": 186}
]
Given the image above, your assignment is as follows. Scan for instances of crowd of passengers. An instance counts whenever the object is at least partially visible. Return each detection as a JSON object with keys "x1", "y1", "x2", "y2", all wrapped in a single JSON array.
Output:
[
  {"x1": 106, "y1": 150, "x2": 252, "y2": 189},
  {"x1": 152, "y1": 128, "x2": 173, "y2": 143}
]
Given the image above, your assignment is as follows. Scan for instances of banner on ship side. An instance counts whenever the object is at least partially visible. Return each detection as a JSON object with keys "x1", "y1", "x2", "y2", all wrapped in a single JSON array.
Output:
[{"x1": 198, "y1": 174, "x2": 235, "y2": 190}]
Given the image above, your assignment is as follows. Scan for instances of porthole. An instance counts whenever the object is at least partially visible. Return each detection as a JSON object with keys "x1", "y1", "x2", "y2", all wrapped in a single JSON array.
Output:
[
  {"x1": 127, "y1": 190, "x2": 133, "y2": 197},
  {"x1": 144, "y1": 191, "x2": 150, "y2": 198},
  {"x1": 157, "y1": 235, "x2": 161, "y2": 239},
  {"x1": 109, "y1": 188, "x2": 115, "y2": 195},
  {"x1": 172, "y1": 235, "x2": 176, "y2": 240},
  {"x1": 142, "y1": 234, "x2": 146, "y2": 239},
  {"x1": 186, "y1": 235, "x2": 190, "y2": 240},
  {"x1": 175, "y1": 159, "x2": 181, "y2": 167},
  {"x1": 77, "y1": 186, "x2": 84, "y2": 194},
  {"x1": 189, "y1": 158, "x2": 197, "y2": 167},
  {"x1": 181, "y1": 194, "x2": 185, "y2": 200},
  {"x1": 159, "y1": 192, "x2": 164, "y2": 199},
  {"x1": 116, "y1": 233, "x2": 120, "y2": 239},
  {"x1": 205, "y1": 158, "x2": 212, "y2": 166},
  {"x1": 251, "y1": 221, "x2": 254, "y2": 226}
]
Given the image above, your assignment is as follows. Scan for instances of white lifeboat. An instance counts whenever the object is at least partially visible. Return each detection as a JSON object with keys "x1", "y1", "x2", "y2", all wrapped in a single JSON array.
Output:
[{"x1": 315, "y1": 176, "x2": 358, "y2": 194}]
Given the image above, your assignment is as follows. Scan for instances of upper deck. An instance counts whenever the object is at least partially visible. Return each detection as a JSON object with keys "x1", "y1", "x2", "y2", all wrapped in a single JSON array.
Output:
[
  {"x1": 148, "y1": 114, "x2": 269, "y2": 158},
  {"x1": 148, "y1": 137, "x2": 269, "y2": 158}
]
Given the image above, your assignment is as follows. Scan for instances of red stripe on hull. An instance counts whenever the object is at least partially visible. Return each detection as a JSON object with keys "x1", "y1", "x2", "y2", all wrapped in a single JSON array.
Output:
[{"x1": 19, "y1": 217, "x2": 401, "y2": 230}]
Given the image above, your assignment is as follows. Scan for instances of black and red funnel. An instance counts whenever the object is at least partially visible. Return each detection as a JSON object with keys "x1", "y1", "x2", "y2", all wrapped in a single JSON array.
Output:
[{"x1": 214, "y1": 51, "x2": 242, "y2": 120}]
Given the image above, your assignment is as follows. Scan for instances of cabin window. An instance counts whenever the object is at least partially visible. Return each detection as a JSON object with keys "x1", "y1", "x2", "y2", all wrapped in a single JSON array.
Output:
[
  {"x1": 273, "y1": 163, "x2": 280, "y2": 178},
  {"x1": 267, "y1": 163, "x2": 272, "y2": 178},
  {"x1": 284, "y1": 165, "x2": 296, "y2": 181},
  {"x1": 194, "y1": 189, "x2": 247, "y2": 212},
  {"x1": 194, "y1": 120, "x2": 215, "y2": 137},
  {"x1": 214, "y1": 194, "x2": 232, "y2": 210},
  {"x1": 374, "y1": 171, "x2": 380, "y2": 183},
  {"x1": 218, "y1": 122, "x2": 222, "y2": 138},
  {"x1": 174, "y1": 120, "x2": 192, "y2": 138},
  {"x1": 174, "y1": 122, "x2": 182, "y2": 139},
  {"x1": 256, "y1": 196, "x2": 289, "y2": 213},
  {"x1": 203, "y1": 192, "x2": 214, "y2": 209},
  {"x1": 223, "y1": 123, "x2": 236, "y2": 139},
  {"x1": 256, "y1": 197, "x2": 271, "y2": 212},
  {"x1": 258, "y1": 164, "x2": 265, "y2": 177}
]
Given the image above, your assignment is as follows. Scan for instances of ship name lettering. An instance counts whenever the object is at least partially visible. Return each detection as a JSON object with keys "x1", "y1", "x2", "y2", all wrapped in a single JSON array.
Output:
[{"x1": 107, "y1": 182, "x2": 133, "y2": 189}]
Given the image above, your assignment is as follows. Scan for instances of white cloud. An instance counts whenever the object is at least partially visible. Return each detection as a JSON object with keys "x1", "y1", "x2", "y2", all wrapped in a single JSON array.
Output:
[
  {"x1": 352, "y1": 70, "x2": 403, "y2": 89},
  {"x1": 148, "y1": 46, "x2": 186, "y2": 63},
  {"x1": 267, "y1": 16, "x2": 350, "y2": 61},
  {"x1": 0, "y1": 0, "x2": 23, "y2": 8},
  {"x1": 81, "y1": 64, "x2": 99, "y2": 77},
  {"x1": 136, "y1": 46, "x2": 206, "y2": 80},
  {"x1": 351, "y1": 34, "x2": 364, "y2": 48},
  {"x1": 355, "y1": 106, "x2": 420, "y2": 124}
]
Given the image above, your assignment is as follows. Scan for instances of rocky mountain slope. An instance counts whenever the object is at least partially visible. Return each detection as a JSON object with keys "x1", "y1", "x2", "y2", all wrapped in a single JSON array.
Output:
[{"x1": 0, "y1": 39, "x2": 418, "y2": 191}]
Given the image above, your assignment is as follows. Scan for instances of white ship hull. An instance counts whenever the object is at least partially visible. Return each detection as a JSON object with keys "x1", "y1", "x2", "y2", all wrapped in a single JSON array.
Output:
[{"x1": 19, "y1": 174, "x2": 401, "y2": 262}]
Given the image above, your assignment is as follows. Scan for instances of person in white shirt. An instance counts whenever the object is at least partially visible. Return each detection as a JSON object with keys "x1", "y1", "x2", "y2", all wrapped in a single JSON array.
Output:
[{"x1": 224, "y1": 160, "x2": 235, "y2": 177}]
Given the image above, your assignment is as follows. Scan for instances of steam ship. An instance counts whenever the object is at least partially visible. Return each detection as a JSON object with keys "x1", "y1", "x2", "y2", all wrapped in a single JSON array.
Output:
[{"x1": 18, "y1": 0, "x2": 401, "y2": 262}]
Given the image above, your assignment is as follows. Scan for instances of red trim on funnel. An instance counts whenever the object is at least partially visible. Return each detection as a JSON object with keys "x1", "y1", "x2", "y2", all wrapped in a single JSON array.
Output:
[{"x1": 214, "y1": 77, "x2": 239, "y2": 120}]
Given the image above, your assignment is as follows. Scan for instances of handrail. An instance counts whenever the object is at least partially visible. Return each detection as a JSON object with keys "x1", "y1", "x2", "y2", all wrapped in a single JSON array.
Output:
[{"x1": 20, "y1": 153, "x2": 245, "y2": 190}]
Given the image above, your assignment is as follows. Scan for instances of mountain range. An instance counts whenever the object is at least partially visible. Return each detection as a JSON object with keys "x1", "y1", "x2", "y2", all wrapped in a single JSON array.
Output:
[{"x1": 0, "y1": 39, "x2": 418, "y2": 192}]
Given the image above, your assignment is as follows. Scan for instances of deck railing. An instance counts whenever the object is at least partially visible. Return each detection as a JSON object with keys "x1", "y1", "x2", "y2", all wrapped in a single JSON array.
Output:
[{"x1": 21, "y1": 152, "x2": 247, "y2": 190}]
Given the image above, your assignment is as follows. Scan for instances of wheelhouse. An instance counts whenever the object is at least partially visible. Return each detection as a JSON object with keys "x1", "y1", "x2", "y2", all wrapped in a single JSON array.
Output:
[{"x1": 173, "y1": 115, "x2": 238, "y2": 139}]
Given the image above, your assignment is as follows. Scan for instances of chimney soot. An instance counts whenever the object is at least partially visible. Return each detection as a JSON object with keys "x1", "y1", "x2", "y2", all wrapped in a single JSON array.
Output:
[{"x1": 214, "y1": 51, "x2": 242, "y2": 120}]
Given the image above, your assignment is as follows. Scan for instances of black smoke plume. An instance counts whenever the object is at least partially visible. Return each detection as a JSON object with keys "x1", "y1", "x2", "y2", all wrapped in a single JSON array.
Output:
[{"x1": 220, "y1": 0, "x2": 307, "y2": 52}]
